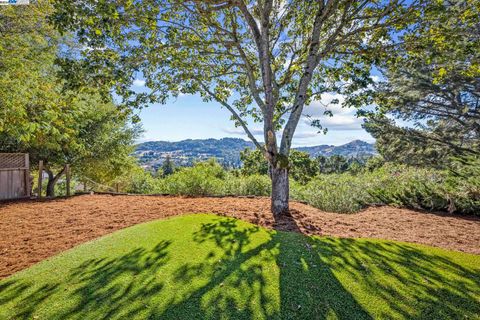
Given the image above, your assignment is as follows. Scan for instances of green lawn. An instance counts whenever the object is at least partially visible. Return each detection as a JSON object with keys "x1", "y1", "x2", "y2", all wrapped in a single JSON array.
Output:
[{"x1": 0, "y1": 214, "x2": 479, "y2": 319}]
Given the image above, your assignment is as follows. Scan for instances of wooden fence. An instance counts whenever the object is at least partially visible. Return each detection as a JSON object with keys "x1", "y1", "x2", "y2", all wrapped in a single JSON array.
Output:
[{"x1": 0, "y1": 153, "x2": 30, "y2": 200}]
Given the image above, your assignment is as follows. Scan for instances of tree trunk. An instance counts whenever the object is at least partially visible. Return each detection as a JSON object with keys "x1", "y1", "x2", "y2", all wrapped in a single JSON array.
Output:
[
  {"x1": 271, "y1": 167, "x2": 289, "y2": 216},
  {"x1": 45, "y1": 167, "x2": 65, "y2": 197},
  {"x1": 46, "y1": 170, "x2": 56, "y2": 197}
]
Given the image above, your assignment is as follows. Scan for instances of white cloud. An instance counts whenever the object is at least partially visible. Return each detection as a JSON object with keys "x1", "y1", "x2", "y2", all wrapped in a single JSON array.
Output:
[
  {"x1": 82, "y1": 45, "x2": 107, "y2": 52},
  {"x1": 371, "y1": 75, "x2": 381, "y2": 83},
  {"x1": 303, "y1": 93, "x2": 348, "y2": 117},
  {"x1": 223, "y1": 127, "x2": 318, "y2": 140},
  {"x1": 293, "y1": 131, "x2": 319, "y2": 139},
  {"x1": 302, "y1": 93, "x2": 364, "y2": 130},
  {"x1": 177, "y1": 92, "x2": 197, "y2": 98},
  {"x1": 133, "y1": 79, "x2": 146, "y2": 87},
  {"x1": 218, "y1": 92, "x2": 370, "y2": 146},
  {"x1": 222, "y1": 127, "x2": 263, "y2": 136}
]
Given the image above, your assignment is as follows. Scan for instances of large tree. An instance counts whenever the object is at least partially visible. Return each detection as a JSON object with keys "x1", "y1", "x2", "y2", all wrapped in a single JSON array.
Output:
[
  {"x1": 361, "y1": 0, "x2": 480, "y2": 167},
  {"x1": 0, "y1": 1, "x2": 59, "y2": 144},
  {"x1": 52, "y1": 0, "x2": 420, "y2": 214},
  {"x1": 0, "y1": 1, "x2": 141, "y2": 196}
]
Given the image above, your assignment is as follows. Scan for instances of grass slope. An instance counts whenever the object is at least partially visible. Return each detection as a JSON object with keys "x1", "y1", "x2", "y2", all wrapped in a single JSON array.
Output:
[{"x1": 0, "y1": 214, "x2": 479, "y2": 319}]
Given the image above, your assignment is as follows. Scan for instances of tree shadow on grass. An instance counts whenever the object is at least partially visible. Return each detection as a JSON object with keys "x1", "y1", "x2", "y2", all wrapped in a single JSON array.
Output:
[
  {"x1": 58, "y1": 240, "x2": 172, "y2": 319},
  {"x1": 0, "y1": 240, "x2": 172, "y2": 320},
  {"x1": 149, "y1": 213, "x2": 479, "y2": 319},
  {"x1": 270, "y1": 210, "x2": 373, "y2": 319},
  {"x1": 272, "y1": 210, "x2": 479, "y2": 319},
  {"x1": 0, "y1": 279, "x2": 59, "y2": 319},
  {"x1": 0, "y1": 215, "x2": 479, "y2": 319},
  {"x1": 157, "y1": 221, "x2": 271, "y2": 318},
  {"x1": 315, "y1": 238, "x2": 480, "y2": 319}
]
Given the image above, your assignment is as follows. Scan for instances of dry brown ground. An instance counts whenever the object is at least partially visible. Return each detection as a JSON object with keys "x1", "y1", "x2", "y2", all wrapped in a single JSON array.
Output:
[{"x1": 1, "y1": 194, "x2": 479, "y2": 279}]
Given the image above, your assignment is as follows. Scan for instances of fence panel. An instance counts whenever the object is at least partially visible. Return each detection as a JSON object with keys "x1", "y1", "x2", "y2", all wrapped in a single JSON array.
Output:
[{"x1": 0, "y1": 153, "x2": 30, "y2": 200}]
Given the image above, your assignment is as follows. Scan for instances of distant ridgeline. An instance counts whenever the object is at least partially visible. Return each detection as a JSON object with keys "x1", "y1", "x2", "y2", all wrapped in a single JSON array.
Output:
[{"x1": 134, "y1": 138, "x2": 376, "y2": 171}]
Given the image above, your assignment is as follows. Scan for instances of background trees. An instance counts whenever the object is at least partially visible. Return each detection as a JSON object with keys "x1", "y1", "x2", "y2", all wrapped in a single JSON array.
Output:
[
  {"x1": 241, "y1": 148, "x2": 317, "y2": 183},
  {"x1": 159, "y1": 155, "x2": 175, "y2": 177},
  {"x1": 0, "y1": 1, "x2": 141, "y2": 196},
  {"x1": 362, "y1": 0, "x2": 480, "y2": 167},
  {"x1": 241, "y1": 148, "x2": 366, "y2": 181}
]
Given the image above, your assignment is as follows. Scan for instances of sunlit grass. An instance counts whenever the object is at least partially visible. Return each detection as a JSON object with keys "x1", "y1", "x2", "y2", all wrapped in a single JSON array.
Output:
[{"x1": 0, "y1": 214, "x2": 479, "y2": 319}]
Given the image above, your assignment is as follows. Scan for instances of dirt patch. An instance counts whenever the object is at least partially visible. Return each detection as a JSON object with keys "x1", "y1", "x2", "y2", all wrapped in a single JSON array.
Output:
[{"x1": 1, "y1": 194, "x2": 479, "y2": 278}]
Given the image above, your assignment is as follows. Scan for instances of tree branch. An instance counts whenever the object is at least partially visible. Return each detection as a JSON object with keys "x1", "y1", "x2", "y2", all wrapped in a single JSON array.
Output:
[{"x1": 195, "y1": 78, "x2": 264, "y2": 151}]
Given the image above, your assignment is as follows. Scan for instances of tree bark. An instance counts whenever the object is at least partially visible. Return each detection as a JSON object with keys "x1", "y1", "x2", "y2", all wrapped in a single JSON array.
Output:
[
  {"x1": 46, "y1": 171, "x2": 56, "y2": 197},
  {"x1": 271, "y1": 166, "x2": 289, "y2": 216},
  {"x1": 45, "y1": 167, "x2": 65, "y2": 198}
]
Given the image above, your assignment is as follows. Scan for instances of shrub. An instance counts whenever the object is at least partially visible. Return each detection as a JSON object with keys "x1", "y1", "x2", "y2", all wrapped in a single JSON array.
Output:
[
  {"x1": 106, "y1": 165, "x2": 161, "y2": 194},
  {"x1": 124, "y1": 169, "x2": 161, "y2": 194},
  {"x1": 122, "y1": 158, "x2": 480, "y2": 216},
  {"x1": 365, "y1": 165, "x2": 448, "y2": 211},
  {"x1": 159, "y1": 160, "x2": 225, "y2": 196},
  {"x1": 293, "y1": 163, "x2": 480, "y2": 215},
  {"x1": 223, "y1": 174, "x2": 271, "y2": 196},
  {"x1": 291, "y1": 174, "x2": 370, "y2": 213},
  {"x1": 443, "y1": 157, "x2": 480, "y2": 214}
]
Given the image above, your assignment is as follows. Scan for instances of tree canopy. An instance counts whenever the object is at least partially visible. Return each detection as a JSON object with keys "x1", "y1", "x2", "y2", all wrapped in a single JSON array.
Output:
[
  {"x1": 51, "y1": 0, "x2": 421, "y2": 214},
  {"x1": 0, "y1": 1, "x2": 141, "y2": 196},
  {"x1": 361, "y1": 0, "x2": 480, "y2": 167}
]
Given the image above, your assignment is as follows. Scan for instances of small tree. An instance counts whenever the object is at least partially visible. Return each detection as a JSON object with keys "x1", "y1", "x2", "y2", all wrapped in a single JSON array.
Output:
[
  {"x1": 161, "y1": 155, "x2": 175, "y2": 177},
  {"x1": 52, "y1": 0, "x2": 420, "y2": 214},
  {"x1": 288, "y1": 150, "x2": 318, "y2": 184},
  {"x1": 240, "y1": 148, "x2": 269, "y2": 176}
]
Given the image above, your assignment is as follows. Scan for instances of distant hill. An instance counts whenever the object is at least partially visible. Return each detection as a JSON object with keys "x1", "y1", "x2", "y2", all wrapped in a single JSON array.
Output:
[
  {"x1": 297, "y1": 140, "x2": 377, "y2": 157},
  {"x1": 134, "y1": 138, "x2": 254, "y2": 170},
  {"x1": 134, "y1": 138, "x2": 376, "y2": 170}
]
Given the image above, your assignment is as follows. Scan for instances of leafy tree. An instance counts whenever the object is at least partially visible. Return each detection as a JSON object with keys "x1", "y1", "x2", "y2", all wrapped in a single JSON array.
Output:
[
  {"x1": 0, "y1": 1, "x2": 140, "y2": 196},
  {"x1": 52, "y1": 0, "x2": 420, "y2": 214},
  {"x1": 71, "y1": 100, "x2": 143, "y2": 191},
  {"x1": 316, "y1": 155, "x2": 349, "y2": 174},
  {"x1": 316, "y1": 155, "x2": 368, "y2": 174},
  {"x1": 0, "y1": 1, "x2": 59, "y2": 143},
  {"x1": 0, "y1": 1, "x2": 63, "y2": 150},
  {"x1": 160, "y1": 155, "x2": 175, "y2": 177},
  {"x1": 288, "y1": 150, "x2": 318, "y2": 184},
  {"x1": 0, "y1": 1, "x2": 73, "y2": 195},
  {"x1": 240, "y1": 148, "x2": 269, "y2": 176},
  {"x1": 1, "y1": 92, "x2": 141, "y2": 196},
  {"x1": 317, "y1": 155, "x2": 329, "y2": 174},
  {"x1": 361, "y1": 0, "x2": 480, "y2": 167},
  {"x1": 347, "y1": 158, "x2": 364, "y2": 174},
  {"x1": 364, "y1": 155, "x2": 385, "y2": 172},
  {"x1": 241, "y1": 148, "x2": 317, "y2": 184}
]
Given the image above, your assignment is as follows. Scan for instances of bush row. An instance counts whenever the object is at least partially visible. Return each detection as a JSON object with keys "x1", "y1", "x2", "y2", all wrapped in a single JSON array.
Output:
[
  {"x1": 121, "y1": 160, "x2": 480, "y2": 215},
  {"x1": 122, "y1": 160, "x2": 271, "y2": 197}
]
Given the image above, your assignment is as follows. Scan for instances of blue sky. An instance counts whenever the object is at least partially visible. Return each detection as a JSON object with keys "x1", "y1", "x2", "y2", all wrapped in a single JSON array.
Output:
[{"x1": 134, "y1": 80, "x2": 375, "y2": 147}]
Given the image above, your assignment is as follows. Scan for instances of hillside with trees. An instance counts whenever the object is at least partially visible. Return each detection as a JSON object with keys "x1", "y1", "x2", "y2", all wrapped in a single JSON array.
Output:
[{"x1": 134, "y1": 138, "x2": 376, "y2": 170}]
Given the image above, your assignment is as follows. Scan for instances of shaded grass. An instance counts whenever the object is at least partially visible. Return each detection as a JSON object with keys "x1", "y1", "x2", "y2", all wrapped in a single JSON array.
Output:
[{"x1": 0, "y1": 214, "x2": 479, "y2": 319}]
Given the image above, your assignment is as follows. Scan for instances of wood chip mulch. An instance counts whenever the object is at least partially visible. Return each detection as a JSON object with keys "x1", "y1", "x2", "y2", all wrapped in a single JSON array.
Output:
[{"x1": 1, "y1": 194, "x2": 479, "y2": 279}]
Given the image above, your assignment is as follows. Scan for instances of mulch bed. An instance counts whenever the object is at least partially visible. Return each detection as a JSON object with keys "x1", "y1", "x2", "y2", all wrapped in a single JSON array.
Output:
[{"x1": 1, "y1": 194, "x2": 479, "y2": 278}]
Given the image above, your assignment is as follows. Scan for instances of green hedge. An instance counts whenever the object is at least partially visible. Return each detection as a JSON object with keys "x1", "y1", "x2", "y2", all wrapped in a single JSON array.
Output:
[
  {"x1": 121, "y1": 160, "x2": 479, "y2": 215},
  {"x1": 293, "y1": 164, "x2": 480, "y2": 214}
]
